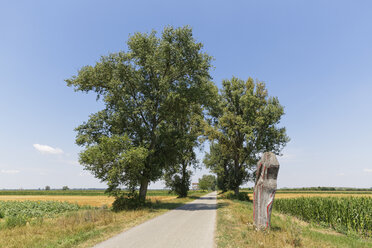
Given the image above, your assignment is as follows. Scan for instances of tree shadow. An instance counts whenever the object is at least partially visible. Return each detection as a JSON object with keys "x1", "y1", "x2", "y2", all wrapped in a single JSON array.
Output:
[
  {"x1": 151, "y1": 202, "x2": 218, "y2": 211},
  {"x1": 217, "y1": 201, "x2": 229, "y2": 209},
  {"x1": 269, "y1": 225, "x2": 282, "y2": 232}
]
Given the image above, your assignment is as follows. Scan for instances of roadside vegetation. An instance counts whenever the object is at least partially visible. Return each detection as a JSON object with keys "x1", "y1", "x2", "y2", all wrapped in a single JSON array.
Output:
[
  {"x1": 0, "y1": 190, "x2": 206, "y2": 248},
  {"x1": 216, "y1": 192, "x2": 372, "y2": 248}
]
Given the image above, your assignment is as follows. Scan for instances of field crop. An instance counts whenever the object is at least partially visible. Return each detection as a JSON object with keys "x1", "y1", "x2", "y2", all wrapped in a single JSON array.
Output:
[
  {"x1": 0, "y1": 200, "x2": 84, "y2": 218},
  {"x1": 239, "y1": 191, "x2": 372, "y2": 200},
  {"x1": 0, "y1": 190, "x2": 106, "y2": 196},
  {"x1": 0, "y1": 195, "x2": 115, "y2": 207},
  {"x1": 0, "y1": 200, "x2": 87, "y2": 229},
  {"x1": 274, "y1": 197, "x2": 372, "y2": 237},
  {"x1": 0, "y1": 190, "x2": 202, "y2": 207},
  {"x1": 0, "y1": 189, "x2": 181, "y2": 196}
]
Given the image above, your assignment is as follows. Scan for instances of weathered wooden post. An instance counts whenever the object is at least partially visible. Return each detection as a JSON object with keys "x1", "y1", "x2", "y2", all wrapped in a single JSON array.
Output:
[{"x1": 253, "y1": 152, "x2": 279, "y2": 230}]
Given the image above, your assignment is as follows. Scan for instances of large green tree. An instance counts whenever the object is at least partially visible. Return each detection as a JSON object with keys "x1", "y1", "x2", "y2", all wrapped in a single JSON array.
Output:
[
  {"x1": 66, "y1": 26, "x2": 215, "y2": 201},
  {"x1": 163, "y1": 109, "x2": 203, "y2": 197},
  {"x1": 203, "y1": 143, "x2": 231, "y2": 192},
  {"x1": 198, "y1": 174, "x2": 217, "y2": 191},
  {"x1": 205, "y1": 77, "x2": 289, "y2": 195}
]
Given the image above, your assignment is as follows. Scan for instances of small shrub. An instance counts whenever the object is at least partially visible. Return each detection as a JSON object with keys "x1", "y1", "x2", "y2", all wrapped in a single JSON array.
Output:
[
  {"x1": 221, "y1": 191, "x2": 250, "y2": 201},
  {"x1": 5, "y1": 215, "x2": 28, "y2": 228},
  {"x1": 112, "y1": 196, "x2": 152, "y2": 211},
  {"x1": 0, "y1": 211, "x2": 4, "y2": 219}
]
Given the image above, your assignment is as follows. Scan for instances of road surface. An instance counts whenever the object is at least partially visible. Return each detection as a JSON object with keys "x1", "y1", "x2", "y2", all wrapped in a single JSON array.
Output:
[{"x1": 93, "y1": 191, "x2": 217, "y2": 248}]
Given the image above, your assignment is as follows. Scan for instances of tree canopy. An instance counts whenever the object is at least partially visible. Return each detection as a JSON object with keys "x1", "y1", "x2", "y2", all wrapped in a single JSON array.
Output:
[
  {"x1": 198, "y1": 174, "x2": 217, "y2": 191},
  {"x1": 204, "y1": 77, "x2": 289, "y2": 195},
  {"x1": 66, "y1": 25, "x2": 289, "y2": 205},
  {"x1": 66, "y1": 26, "x2": 216, "y2": 201}
]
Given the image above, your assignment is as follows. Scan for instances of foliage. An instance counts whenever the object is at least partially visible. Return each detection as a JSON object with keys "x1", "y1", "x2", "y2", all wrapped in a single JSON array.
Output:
[
  {"x1": 274, "y1": 197, "x2": 372, "y2": 237},
  {"x1": 112, "y1": 194, "x2": 152, "y2": 211},
  {"x1": 205, "y1": 77, "x2": 289, "y2": 195},
  {"x1": 198, "y1": 174, "x2": 217, "y2": 191},
  {"x1": 45, "y1": 186, "x2": 50, "y2": 191},
  {"x1": 4, "y1": 215, "x2": 28, "y2": 228},
  {"x1": 66, "y1": 26, "x2": 215, "y2": 202},
  {"x1": 219, "y1": 191, "x2": 250, "y2": 201},
  {"x1": 204, "y1": 143, "x2": 232, "y2": 192},
  {"x1": 62, "y1": 186, "x2": 69, "y2": 190},
  {"x1": 164, "y1": 170, "x2": 191, "y2": 197},
  {"x1": 163, "y1": 100, "x2": 209, "y2": 198}
]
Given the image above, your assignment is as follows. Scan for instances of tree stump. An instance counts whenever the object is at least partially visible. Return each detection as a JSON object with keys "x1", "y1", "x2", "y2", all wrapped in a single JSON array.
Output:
[{"x1": 253, "y1": 152, "x2": 280, "y2": 230}]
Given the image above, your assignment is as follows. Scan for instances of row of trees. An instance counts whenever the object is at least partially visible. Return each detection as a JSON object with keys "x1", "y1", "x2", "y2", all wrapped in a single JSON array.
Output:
[{"x1": 66, "y1": 26, "x2": 289, "y2": 205}]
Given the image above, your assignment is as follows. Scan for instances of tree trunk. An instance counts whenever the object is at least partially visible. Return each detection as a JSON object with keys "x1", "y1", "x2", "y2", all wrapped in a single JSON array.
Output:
[
  {"x1": 139, "y1": 178, "x2": 149, "y2": 202},
  {"x1": 234, "y1": 157, "x2": 240, "y2": 196},
  {"x1": 181, "y1": 161, "x2": 188, "y2": 197},
  {"x1": 234, "y1": 186, "x2": 239, "y2": 196}
]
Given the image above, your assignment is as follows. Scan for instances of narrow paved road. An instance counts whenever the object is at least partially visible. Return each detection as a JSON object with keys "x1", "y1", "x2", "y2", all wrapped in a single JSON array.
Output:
[{"x1": 93, "y1": 192, "x2": 217, "y2": 248}]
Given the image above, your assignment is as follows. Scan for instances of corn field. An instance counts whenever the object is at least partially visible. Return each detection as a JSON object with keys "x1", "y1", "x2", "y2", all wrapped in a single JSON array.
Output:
[{"x1": 274, "y1": 197, "x2": 372, "y2": 237}]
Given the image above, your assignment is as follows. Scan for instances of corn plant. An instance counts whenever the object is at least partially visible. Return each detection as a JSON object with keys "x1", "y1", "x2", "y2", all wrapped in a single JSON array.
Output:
[{"x1": 274, "y1": 197, "x2": 371, "y2": 237}]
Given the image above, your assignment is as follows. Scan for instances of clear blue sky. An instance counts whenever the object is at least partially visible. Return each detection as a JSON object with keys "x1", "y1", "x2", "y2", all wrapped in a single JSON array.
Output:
[{"x1": 1, "y1": 0, "x2": 371, "y2": 189}]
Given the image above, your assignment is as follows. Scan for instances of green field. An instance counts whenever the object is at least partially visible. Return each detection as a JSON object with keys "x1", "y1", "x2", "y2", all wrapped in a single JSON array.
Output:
[
  {"x1": 274, "y1": 196, "x2": 372, "y2": 237},
  {"x1": 0, "y1": 200, "x2": 89, "y2": 230}
]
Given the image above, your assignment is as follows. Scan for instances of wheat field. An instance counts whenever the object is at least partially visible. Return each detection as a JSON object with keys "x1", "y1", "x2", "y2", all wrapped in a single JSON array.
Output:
[{"x1": 0, "y1": 195, "x2": 177, "y2": 207}]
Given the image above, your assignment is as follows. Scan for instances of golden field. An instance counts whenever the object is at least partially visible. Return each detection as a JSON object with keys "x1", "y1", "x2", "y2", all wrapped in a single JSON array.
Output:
[{"x1": 0, "y1": 195, "x2": 177, "y2": 207}]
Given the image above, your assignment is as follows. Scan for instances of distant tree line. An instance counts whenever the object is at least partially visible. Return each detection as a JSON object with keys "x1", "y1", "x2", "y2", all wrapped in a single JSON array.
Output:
[
  {"x1": 66, "y1": 26, "x2": 289, "y2": 207},
  {"x1": 278, "y1": 187, "x2": 372, "y2": 191}
]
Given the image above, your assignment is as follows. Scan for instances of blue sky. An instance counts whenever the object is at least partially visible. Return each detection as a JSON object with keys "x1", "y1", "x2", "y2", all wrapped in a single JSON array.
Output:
[{"x1": 1, "y1": 0, "x2": 371, "y2": 189}]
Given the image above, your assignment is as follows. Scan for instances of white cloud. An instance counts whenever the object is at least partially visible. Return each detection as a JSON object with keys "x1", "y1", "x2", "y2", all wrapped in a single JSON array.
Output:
[
  {"x1": 33, "y1": 144, "x2": 63, "y2": 155},
  {"x1": 363, "y1": 168, "x2": 372, "y2": 173},
  {"x1": 1, "y1": 169, "x2": 20, "y2": 174}
]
